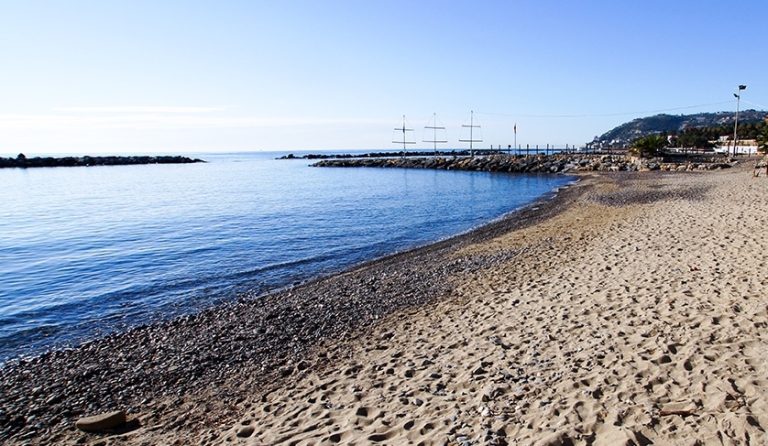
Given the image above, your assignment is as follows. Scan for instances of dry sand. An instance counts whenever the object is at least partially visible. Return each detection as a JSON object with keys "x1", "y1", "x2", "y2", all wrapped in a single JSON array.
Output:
[{"x1": 216, "y1": 166, "x2": 768, "y2": 445}]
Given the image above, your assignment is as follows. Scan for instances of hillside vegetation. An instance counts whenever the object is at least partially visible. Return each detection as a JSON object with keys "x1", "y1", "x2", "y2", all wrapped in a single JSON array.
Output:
[{"x1": 593, "y1": 109, "x2": 767, "y2": 148}]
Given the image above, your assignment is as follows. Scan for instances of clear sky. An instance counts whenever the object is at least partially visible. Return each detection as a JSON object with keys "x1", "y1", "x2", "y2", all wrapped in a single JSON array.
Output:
[{"x1": 1, "y1": 0, "x2": 766, "y2": 155}]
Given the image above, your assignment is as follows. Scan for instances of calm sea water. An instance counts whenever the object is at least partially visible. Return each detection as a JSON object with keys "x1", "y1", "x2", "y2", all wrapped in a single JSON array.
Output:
[{"x1": 0, "y1": 152, "x2": 573, "y2": 362}]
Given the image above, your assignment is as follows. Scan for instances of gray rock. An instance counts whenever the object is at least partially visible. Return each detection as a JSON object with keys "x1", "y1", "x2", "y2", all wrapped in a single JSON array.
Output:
[
  {"x1": 236, "y1": 425, "x2": 255, "y2": 438},
  {"x1": 75, "y1": 410, "x2": 126, "y2": 432}
]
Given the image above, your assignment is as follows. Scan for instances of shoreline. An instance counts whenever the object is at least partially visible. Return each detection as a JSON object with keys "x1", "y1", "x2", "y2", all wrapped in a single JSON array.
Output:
[
  {"x1": 4, "y1": 165, "x2": 767, "y2": 444},
  {"x1": 221, "y1": 164, "x2": 768, "y2": 445},
  {"x1": 0, "y1": 171, "x2": 574, "y2": 366},
  {"x1": 0, "y1": 172, "x2": 590, "y2": 443}
]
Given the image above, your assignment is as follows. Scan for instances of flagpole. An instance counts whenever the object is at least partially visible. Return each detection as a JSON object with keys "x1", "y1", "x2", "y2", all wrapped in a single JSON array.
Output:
[{"x1": 514, "y1": 123, "x2": 517, "y2": 154}]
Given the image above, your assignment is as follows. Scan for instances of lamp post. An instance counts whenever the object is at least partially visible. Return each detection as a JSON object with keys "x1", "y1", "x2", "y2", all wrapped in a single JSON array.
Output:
[{"x1": 732, "y1": 84, "x2": 747, "y2": 156}]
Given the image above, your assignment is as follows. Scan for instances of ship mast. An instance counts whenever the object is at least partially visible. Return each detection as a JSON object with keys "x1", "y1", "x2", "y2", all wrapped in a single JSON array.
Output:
[
  {"x1": 459, "y1": 110, "x2": 482, "y2": 157},
  {"x1": 392, "y1": 114, "x2": 416, "y2": 158},
  {"x1": 423, "y1": 113, "x2": 447, "y2": 155}
]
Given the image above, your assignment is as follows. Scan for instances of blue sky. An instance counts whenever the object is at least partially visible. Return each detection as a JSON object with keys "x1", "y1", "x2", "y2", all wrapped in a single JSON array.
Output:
[{"x1": 1, "y1": 0, "x2": 766, "y2": 154}]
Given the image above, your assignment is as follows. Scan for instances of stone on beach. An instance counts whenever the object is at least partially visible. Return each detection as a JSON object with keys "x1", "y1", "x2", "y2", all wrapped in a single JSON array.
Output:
[
  {"x1": 236, "y1": 425, "x2": 255, "y2": 438},
  {"x1": 75, "y1": 410, "x2": 126, "y2": 432},
  {"x1": 659, "y1": 401, "x2": 697, "y2": 416}
]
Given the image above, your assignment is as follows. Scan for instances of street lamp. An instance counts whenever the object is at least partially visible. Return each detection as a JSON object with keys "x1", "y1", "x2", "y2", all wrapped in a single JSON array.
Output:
[{"x1": 732, "y1": 84, "x2": 747, "y2": 156}]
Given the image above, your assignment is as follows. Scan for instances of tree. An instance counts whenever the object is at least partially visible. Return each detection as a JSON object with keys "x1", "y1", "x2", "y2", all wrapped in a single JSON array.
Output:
[
  {"x1": 758, "y1": 125, "x2": 768, "y2": 154},
  {"x1": 630, "y1": 134, "x2": 667, "y2": 158},
  {"x1": 677, "y1": 131, "x2": 714, "y2": 150}
]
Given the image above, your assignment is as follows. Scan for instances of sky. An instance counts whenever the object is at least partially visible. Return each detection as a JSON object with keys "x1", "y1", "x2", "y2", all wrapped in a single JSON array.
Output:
[{"x1": 1, "y1": 0, "x2": 767, "y2": 155}]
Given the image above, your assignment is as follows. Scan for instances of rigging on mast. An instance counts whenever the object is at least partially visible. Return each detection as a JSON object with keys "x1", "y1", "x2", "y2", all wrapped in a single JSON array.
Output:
[
  {"x1": 392, "y1": 115, "x2": 416, "y2": 157},
  {"x1": 459, "y1": 110, "x2": 482, "y2": 157},
  {"x1": 423, "y1": 113, "x2": 447, "y2": 154}
]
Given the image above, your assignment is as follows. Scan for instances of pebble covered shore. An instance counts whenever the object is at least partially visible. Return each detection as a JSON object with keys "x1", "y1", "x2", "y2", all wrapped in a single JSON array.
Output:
[{"x1": 0, "y1": 175, "x2": 578, "y2": 444}]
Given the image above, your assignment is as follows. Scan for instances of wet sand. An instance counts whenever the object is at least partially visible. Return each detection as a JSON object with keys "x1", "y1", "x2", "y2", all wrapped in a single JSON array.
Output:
[{"x1": 3, "y1": 163, "x2": 768, "y2": 445}]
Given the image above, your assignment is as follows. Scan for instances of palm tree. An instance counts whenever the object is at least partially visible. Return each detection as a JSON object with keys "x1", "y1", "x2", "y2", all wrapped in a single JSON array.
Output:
[{"x1": 630, "y1": 134, "x2": 667, "y2": 158}]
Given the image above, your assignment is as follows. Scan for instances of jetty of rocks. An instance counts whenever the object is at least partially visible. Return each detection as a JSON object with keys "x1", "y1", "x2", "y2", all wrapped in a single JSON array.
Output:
[
  {"x1": 0, "y1": 154, "x2": 205, "y2": 169},
  {"x1": 279, "y1": 149, "x2": 504, "y2": 160},
  {"x1": 312, "y1": 154, "x2": 735, "y2": 173}
]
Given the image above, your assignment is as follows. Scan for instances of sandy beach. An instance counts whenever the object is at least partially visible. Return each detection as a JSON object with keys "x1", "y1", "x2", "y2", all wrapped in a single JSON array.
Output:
[{"x1": 3, "y1": 162, "x2": 768, "y2": 445}]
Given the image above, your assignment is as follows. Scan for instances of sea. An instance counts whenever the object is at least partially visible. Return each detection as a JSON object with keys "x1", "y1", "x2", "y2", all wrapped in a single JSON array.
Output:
[{"x1": 0, "y1": 151, "x2": 574, "y2": 363}]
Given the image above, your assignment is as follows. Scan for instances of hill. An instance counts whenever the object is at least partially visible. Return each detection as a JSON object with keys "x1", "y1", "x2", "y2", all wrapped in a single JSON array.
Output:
[{"x1": 591, "y1": 109, "x2": 767, "y2": 148}]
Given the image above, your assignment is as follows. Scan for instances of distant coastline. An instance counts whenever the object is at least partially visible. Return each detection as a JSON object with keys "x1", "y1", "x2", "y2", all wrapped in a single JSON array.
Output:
[{"x1": 0, "y1": 154, "x2": 205, "y2": 169}]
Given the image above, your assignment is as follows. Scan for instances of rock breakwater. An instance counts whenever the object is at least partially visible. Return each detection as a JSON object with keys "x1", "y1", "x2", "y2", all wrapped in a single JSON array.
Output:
[
  {"x1": 279, "y1": 149, "x2": 504, "y2": 160},
  {"x1": 313, "y1": 154, "x2": 735, "y2": 173},
  {"x1": 0, "y1": 154, "x2": 205, "y2": 169}
]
